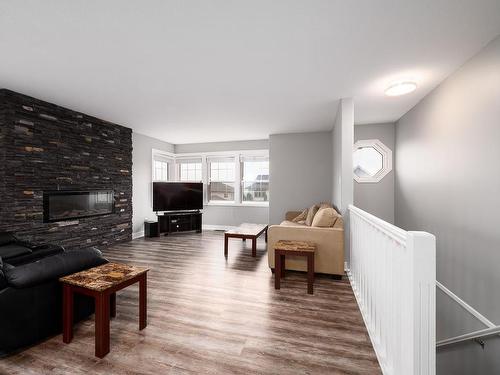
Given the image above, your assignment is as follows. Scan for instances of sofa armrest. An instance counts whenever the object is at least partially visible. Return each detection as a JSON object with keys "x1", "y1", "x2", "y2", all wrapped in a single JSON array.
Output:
[
  {"x1": 285, "y1": 211, "x2": 303, "y2": 221},
  {"x1": 5, "y1": 247, "x2": 108, "y2": 289}
]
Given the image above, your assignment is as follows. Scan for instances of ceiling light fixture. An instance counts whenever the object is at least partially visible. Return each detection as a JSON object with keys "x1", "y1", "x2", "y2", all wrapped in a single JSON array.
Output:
[{"x1": 384, "y1": 81, "x2": 417, "y2": 97}]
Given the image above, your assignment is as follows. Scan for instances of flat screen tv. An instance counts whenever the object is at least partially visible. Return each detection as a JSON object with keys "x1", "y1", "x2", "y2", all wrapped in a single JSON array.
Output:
[{"x1": 153, "y1": 182, "x2": 203, "y2": 212}]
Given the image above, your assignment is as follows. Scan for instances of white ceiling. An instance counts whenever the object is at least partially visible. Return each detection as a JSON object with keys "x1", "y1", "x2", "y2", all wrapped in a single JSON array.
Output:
[{"x1": 1, "y1": 1, "x2": 500, "y2": 144}]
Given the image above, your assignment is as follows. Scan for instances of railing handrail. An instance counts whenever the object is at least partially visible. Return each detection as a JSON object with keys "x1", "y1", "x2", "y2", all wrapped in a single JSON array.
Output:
[
  {"x1": 348, "y1": 204, "x2": 407, "y2": 245},
  {"x1": 437, "y1": 325, "x2": 500, "y2": 348},
  {"x1": 436, "y1": 281, "x2": 500, "y2": 348},
  {"x1": 348, "y1": 205, "x2": 436, "y2": 375}
]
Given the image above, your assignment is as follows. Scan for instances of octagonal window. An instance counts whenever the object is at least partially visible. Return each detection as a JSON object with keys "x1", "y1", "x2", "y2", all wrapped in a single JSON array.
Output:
[{"x1": 353, "y1": 139, "x2": 392, "y2": 183}]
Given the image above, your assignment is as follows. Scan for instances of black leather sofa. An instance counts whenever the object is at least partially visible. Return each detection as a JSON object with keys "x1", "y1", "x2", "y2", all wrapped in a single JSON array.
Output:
[{"x1": 0, "y1": 232, "x2": 108, "y2": 356}]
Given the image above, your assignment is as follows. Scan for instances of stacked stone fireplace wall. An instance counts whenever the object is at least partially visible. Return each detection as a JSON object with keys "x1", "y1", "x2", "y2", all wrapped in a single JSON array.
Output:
[{"x1": 0, "y1": 89, "x2": 132, "y2": 249}]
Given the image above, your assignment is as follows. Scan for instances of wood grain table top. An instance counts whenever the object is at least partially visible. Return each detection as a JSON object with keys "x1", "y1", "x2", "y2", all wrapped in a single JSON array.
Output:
[
  {"x1": 225, "y1": 223, "x2": 267, "y2": 236},
  {"x1": 275, "y1": 240, "x2": 316, "y2": 252},
  {"x1": 59, "y1": 262, "x2": 149, "y2": 291}
]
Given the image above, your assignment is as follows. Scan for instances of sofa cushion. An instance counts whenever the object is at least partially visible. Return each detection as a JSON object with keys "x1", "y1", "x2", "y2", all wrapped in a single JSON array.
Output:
[
  {"x1": 312, "y1": 208, "x2": 339, "y2": 228},
  {"x1": 6, "y1": 244, "x2": 65, "y2": 266},
  {"x1": 0, "y1": 257, "x2": 6, "y2": 290},
  {"x1": 305, "y1": 204, "x2": 319, "y2": 226},
  {"x1": 291, "y1": 208, "x2": 308, "y2": 223},
  {"x1": 0, "y1": 244, "x2": 32, "y2": 260},
  {"x1": 5, "y1": 247, "x2": 108, "y2": 289},
  {"x1": 333, "y1": 215, "x2": 344, "y2": 229},
  {"x1": 0, "y1": 232, "x2": 16, "y2": 246},
  {"x1": 280, "y1": 220, "x2": 308, "y2": 228}
]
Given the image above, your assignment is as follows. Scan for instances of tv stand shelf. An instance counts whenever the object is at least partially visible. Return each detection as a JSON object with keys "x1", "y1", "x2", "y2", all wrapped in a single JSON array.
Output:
[{"x1": 155, "y1": 211, "x2": 202, "y2": 236}]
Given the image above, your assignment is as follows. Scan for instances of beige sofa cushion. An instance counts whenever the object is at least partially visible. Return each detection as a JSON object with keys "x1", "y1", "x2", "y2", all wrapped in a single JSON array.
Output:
[
  {"x1": 319, "y1": 202, "x2": 333, "y2": 210},
  {"x1": 305, "y1": 204, "x2": 319, "y2": 226},
  {"x1": 291, "y1": 208, "x2": 308, "y2": 223},
  {"x1": 333, "y1": 215, "x2": 344, "y2": 229},
  {"x1": 311, "y1": 207, "x2": 339, "y2": 227},
  {"x1": 280, "y1": 220, "x2": 307, "y2": 227}
]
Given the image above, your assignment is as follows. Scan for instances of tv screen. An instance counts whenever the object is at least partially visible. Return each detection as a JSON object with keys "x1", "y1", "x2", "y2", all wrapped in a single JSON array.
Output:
[{"x1": 153, "y1": 182, "x2": 203, "y2": 211}]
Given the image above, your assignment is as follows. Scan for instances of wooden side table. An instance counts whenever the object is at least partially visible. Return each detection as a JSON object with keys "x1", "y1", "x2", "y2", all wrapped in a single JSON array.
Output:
[
  {"x1": 274, "y1": 240, "x2": 316, "y2": 294},
  {"x1": 60, "y1": 262, "x2": 149, "y2": 358}
]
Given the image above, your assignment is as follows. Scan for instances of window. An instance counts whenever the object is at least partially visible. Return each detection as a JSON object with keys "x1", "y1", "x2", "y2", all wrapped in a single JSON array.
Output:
[
  {"x1": 153, "y1": 160, "x2": 169, "y2": 181},
  {"x1": 241, "y1": 157, "x2": 269, "y2": 203},
  {"x1": 353, "y1": 139, "x2": 392, "y2": 183},
  {"x1": 178, "y1": 159, "x2": 202, "y2": 181},
  {"x1": 208, "y1": 158, "x2": 235, "y2": 202}
]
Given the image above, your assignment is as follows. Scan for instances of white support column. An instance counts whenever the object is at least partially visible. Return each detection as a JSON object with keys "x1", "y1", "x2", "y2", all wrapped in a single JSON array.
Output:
[{"x1": 332, "y1": 97, "x2": 354, "y2": 267}]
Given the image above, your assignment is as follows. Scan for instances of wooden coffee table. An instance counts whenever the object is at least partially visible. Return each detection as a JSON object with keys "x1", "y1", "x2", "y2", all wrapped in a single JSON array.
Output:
[
  {"x1": 224, "y1": 223, "x2": 268, "y2": 257},
  {"x1": 60, "y1": 262, "x2": 149, "y2": 358}
]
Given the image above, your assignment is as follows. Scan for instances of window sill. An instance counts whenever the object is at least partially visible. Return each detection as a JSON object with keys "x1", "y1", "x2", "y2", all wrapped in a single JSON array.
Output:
[{"x1": 205, "y1": 202, "x2": 269, "y2": 208}]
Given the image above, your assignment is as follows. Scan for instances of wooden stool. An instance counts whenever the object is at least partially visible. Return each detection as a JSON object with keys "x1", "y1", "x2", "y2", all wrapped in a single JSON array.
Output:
[{"x1": 274, "y1": 240, "x2": 316, "y2": 294}]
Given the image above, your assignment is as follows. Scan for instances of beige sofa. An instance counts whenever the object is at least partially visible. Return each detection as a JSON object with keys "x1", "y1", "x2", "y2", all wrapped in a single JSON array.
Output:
[{"x1": 268, "y1": 211, "x2": 344, "y2": 276}]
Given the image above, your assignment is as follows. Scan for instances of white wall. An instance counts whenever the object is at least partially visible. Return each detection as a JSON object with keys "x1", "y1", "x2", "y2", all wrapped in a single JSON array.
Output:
[
  {"x1": 354, "y1": 122, "x2": 395, "y2": 223},
  {"x1": 132, "y1": 132, "x2": 175, "y2": 237},
  {"x1": 269, "y1": 132, "x2": 333, "y2": 224},
  {"x1": 395, "y1": 35, "x2": 500, "y2": 374},
  {"x1": 175, "y1": 139, "x2": 268, "y2": 154},
  {"x1": 202, "y1": 205, "x2": 268, "y2": 228}
]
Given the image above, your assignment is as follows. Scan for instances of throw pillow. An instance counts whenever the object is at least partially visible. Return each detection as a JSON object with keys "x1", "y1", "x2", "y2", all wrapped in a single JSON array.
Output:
[
  {"x1": 312, "y1": 208, "x2": 339, "y2": 227},
  {"x1": 318, "y1": 202, "x2": 333, "y2": 210},
  {"x1": 305, "y1": 204, "x2": 319, "y2": 226},
  {"x1": 333, "y1": 215, "x2": 344, "y2": 229},
  {"x1": 292, "y1": 208, "x2": 308, "y2": 223}
]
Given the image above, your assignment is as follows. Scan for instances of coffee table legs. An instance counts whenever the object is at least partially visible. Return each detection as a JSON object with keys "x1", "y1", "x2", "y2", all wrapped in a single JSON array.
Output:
[
  {"x1": 139, "y1": 273, "x2": 147, "y2": 330},
  {"x1": 225, "y1": 235, "x2": 258, "y2": 257},
  {"x1": 62, "y1": 284, "x2": 73, "y2": 344},
  {"x1": 95, "y1": 292, "x2": 110, "y2": 358}
]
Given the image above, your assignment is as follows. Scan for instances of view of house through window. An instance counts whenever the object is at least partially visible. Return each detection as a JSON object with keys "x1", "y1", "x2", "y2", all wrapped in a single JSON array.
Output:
[
  {"x1": 179, "y1": 160, "x2": 202, "y2": 181},
  {"x1": 242, "y1": 159, "x2": 269, "y2": 203},
  {"x1": 153, "y1": 160, "x2": 169, "y2": 181},
  {"x1": 208, "y1": 159, "x2": 235, "y2": 202}
]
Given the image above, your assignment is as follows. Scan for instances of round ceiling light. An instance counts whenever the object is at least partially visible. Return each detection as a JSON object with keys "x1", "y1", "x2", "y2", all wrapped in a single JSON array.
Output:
[{"x1": 384, "y1": 81, "x2": 417, "y2": 97}]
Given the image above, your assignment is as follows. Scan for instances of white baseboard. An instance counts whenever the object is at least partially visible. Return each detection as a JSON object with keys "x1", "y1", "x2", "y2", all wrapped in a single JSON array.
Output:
[
  {"x1": 202, "y1": 224, "x2": 235, "y2": 231},
  {"x1": 132, "y1": 231, "x2": 144, "y2": 239}
]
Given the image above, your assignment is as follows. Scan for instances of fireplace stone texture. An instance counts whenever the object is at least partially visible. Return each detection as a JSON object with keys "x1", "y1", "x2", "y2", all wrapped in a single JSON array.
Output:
[{"x1": 0, "y1": 89, "x2": 132, "y2": 249}]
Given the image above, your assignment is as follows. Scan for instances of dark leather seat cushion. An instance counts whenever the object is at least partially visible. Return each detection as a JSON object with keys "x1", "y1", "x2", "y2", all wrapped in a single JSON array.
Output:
[
  {"x1": 5, "y1": 247, "x2": 108, "y2": 289},
  {"x1": 0, "y1": 244, "x2": 32, "y2": 260},
  {"x1": 0, "y1": 232, "x2": 16, "y2": 246},
  {"x1": 0, "y1": 257, "x2": 6, "y2": 290},
  {"x1": 6, "y1": 244, "x2": 64, "y2": 267}
]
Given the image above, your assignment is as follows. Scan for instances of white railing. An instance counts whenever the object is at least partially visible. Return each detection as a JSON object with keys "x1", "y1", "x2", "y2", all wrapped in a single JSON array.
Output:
[
  {"x1": 347, "y1": 205, "x2": 436, "y2": 375},
  {"x1": 436, "y1": 281, "x2": 500, "y2": 348}
]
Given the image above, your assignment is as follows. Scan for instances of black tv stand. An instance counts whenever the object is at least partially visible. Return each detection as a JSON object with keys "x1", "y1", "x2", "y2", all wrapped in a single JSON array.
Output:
[{"x1": 155, "y1": 211, "x2": 202, "y2": 236}]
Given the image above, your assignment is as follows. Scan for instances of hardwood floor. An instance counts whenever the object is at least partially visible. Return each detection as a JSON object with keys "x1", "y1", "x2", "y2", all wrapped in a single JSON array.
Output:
[{"x1": 0, "y1": 231, "x2": 381, "y2": 375}]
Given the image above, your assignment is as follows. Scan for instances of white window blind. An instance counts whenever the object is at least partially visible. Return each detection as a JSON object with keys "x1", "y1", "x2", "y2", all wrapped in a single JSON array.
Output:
[
  {"x1": 177, "y1": 157, "x2": 203, "y2": 182},
  {"x1": 207, "y1": 156, "x2": 235, "y2": 202}
]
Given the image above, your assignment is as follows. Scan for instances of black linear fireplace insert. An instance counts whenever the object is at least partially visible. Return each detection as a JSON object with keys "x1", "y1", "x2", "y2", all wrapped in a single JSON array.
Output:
[{"x1": 43, "y1": 190, "x2": 115, "y2": 222}]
